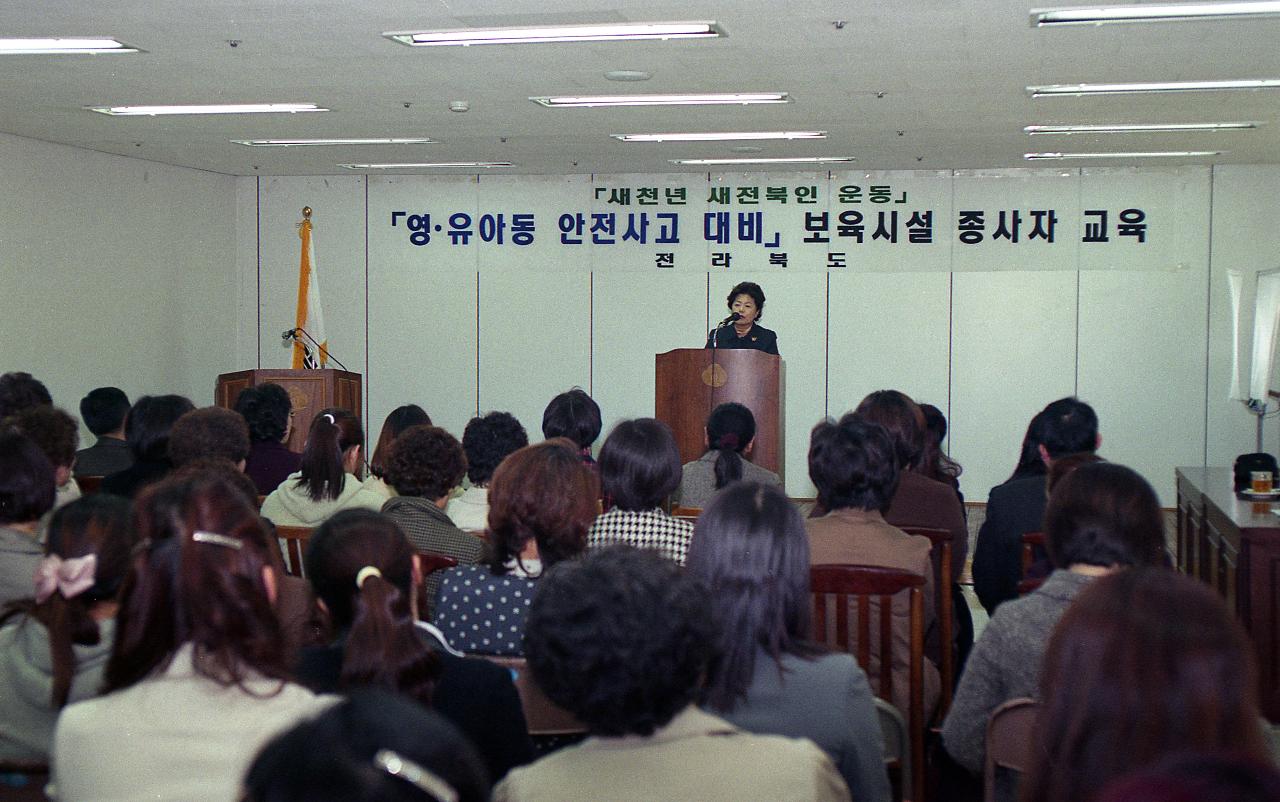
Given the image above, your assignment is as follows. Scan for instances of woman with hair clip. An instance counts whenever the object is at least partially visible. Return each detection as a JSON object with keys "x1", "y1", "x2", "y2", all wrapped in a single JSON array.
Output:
[
  {"x1": 52, "y1": 473, "x2": 336, "y2": 802},
  {"x1": 0, "y1": 495, "x2": 133, "y2": 762},
  {"x1": 676, "y1": 402, "x2": 781, "y2": 510},
  {"x1": 261, "y1": 407, "x2": 383, "y2": 526},
  {"x1": 363, "y1": 404, "x2": 432, "y2": 501},
  {"x1": 687, "y1": 482, "x2": 891, "y2": 802},
  {"x1": 297, "y1": 508, "x2": 533, "y2": 780}
]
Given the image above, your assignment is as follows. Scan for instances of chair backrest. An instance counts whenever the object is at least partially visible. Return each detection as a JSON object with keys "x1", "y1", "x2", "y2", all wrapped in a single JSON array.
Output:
[
  {"x1": 0, "y1": 761, "x2": 51, "y2": 801},
  {"x1": 810, "y1": 564, "x2": 926, "y2": 802},
  {"x1": 983, "y1": 698, "x2": 1039, "y2": 802},
  {"x1": 875, "y1": 696, "x2": 911, "y2": 802},
  {"x1": 415, "y1": 551, "x2": 459, "y2": 619},
  {"x1": 275, "y1": 525, "x2": 313, "y2": 577},
  {"x1": 1019, "y1": 532, "x2": 1046, "y2": 576},
  {"x1": 670, "y1": 505, "x2": 702, "y2": 519},
  {"x1": 482, "y1": 655, "x2": 588, "y2": 736},
  {"x1": 74, "y1": 475, "x2": 103, "y2": 496},
  {"x1": 899, "y1": 525, "x2": 954, "y2": 715}
]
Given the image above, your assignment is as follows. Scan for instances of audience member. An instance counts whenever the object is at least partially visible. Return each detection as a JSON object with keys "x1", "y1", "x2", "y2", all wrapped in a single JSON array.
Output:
[
  {"x1": 1020, "y1": 568, "x2": 1271, "y2": 802},
  {"x1": 53, "y1": 473, "x2": 336, "y2": 802},
  {"x1": 494, "y1": 546, "x2": 849, "y2": 802},
  {"x1": 244, "y1": 690, "x2": 491, "y2": 802},
  {"x1": 7, "y1": 405, "x2": 80, "y2": 511},
  {"x1": 1006, "y1": 408, "x2": 1051, "y2": 484},
  {"x1": 805, "y1": 417, "x2": 940, "y2": 716},
  {"x1": 100, "y1": 394, "x2": 195, "y2": 498},
  {"x1": 541, "y1": 387, "x2": 601, "y2": 464},
  {"x1": 918, "y1": 402, "x2": 963, "y2": 495},
  {"x1": 676, "y1": 402, "x2": 781, "y2": 509},
  {"x1": 168, "y1": 406, "x2": 251, "y2": 468},
  {"x1": 364, "y1": 404, "x2": 432, "y2": 501},
  {"x1": 435, "y1": 439, "x2": 596, "y2": 655},
  {"x1": 973, "y1": 397, "x2": 1100, "y2": 614},
  {"x1": 446, "y1": 411, "x2": 528, "y2": 533},
  {"x1": 260, "y1": 408, "x2": 382, "y2": 526},
  {"x1": 1096, "y1": 752, "x2": 1280, "y2": 802},
  {"x1": 297, "y1": 508, "x2": 533, "y2": 779},
  {"x1": 74, "y1": 387, "x2": 133, "y2": 478},
  {"x1": 588, "y1": 418, "x2": 693, "y2": 565},
  {"x1": 0, "y1": 495, "x2": 133, "y2": 761},
  {"x1": 234, "y1": 384, "x2": 300, "y2": 495},
  {"x1": 0, "y1": 432, "x2": 56, "y2": 604},
  {"x1": 0, "y1": 372, "x2": 51, "y2": 419},
  {"x1": 941, "y1": 462, "x2": 1167, "y2": 777},
  {"x1": 689, "y1": 482, "x2": 890, "y2": 802}
]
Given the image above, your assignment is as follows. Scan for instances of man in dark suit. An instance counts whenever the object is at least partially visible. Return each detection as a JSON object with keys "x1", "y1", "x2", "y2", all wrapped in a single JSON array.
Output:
[
  {"x1": 972, "y1": 397, "x2": 1099, "y2": 614},
  {"x1": 73, "y1": 387, "x2": 133, "y2": 478}
]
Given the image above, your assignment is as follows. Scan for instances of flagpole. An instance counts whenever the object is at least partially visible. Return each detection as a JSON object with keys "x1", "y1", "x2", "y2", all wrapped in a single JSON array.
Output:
[{"x1": 292, "y1": 207, "x2": 313, "y2": 369}]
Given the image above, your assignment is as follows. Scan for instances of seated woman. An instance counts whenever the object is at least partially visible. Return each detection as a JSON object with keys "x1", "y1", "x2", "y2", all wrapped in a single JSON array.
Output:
[
  {"x1": 363, "y1": 404, "x2": 432, "y2": 501},
  {"x1": 446, "y1": 411, "x2": 528, "y2": 534},
  {"x1": 588, "y1": 418, "x2": 693, "y2": 565},
  {"x1": 0, "y1": 432, "x2": 56, "y2": 605},
  {"x1": 1022, "y1": 568, "x2": 1272, "y2": 802},
  {"x1": 541, "y1": 388, "x2": 602, "y2": 466},
  {"x1": 260, "y1": 408, "x2": 383, "y2": 527},
  {"x1": 940, "y1": 462, "x2": 1168, "y2": 777},
  {"x1": 297, "y1": 508, "x2": 533, "y2": 780},
  {"x1": 234, "y1": 384, "x2": 300, "y2": 495},
  {"x1": 0, "y1": 495, "x2": 133, "y2": 762},
  {"x1": 434, "y1": 439, "x2": 596, "y2": 655},
  {"x1": 52, "y1": 473, "x2": 336, "y2": 802},
  {"x1": 8, "y1": 405, "x2": 81, "y2": 513},
  {"x1": 688, "y1": 482, "x2": 890, "y2": 802},
  {"x1": 99, "y1": 394, "x2": 195, "y2": 499},
  {"x1": 676, "y1": 402, "x2": 781, "y2": 510}
]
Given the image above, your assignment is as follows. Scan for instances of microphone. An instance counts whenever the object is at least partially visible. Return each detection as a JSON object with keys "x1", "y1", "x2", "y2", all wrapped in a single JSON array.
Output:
[
  {"x1": 281, "y1": 328, "x2": 298, "y2": 341},
  {"x1": 291, "y1": 326, "x2": 351, "y2": 372},
  {"x1": 717, "y1": 312, "x2": 742, "y2": 327}
]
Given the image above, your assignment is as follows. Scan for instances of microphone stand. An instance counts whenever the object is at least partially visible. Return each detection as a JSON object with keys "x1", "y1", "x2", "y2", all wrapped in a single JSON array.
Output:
[{"x1": 284, "y1": 327, "x2": 352, "y2": 372}]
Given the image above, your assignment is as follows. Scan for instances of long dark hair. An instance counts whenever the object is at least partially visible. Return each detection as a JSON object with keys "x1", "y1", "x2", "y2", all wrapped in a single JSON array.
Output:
[
  {"x1": 704, "y1": 402, "x2": 756, "y2": 490},
  {"x1": 1009, "y1": 409, "x2": 1051, "y2": 482},
  {"x1": 295, "y1": 408, "x2": 364, "y2": 501},
  {"x1": 0, "y1": 495, "x2": 133, "y2": 708},
  {"x1": 918, "y1": 403, "x2": 962, "y2": 487},
  {"x1": 368, "y1": 405, "x2": 431, "y2": 480},
  {"x1": 687, "y1": 482, "x2": 823, "y2": 712},
  {"x1": 304, "y1": 509, "x2": 442, "y2": 706}
]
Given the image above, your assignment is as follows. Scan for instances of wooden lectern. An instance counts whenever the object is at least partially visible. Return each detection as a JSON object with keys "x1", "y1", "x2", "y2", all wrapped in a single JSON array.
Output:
[
  {"x1": 215, "y1": 369, "x2": 362, "y2": 453},
  {"x1": 655, "y1": 349, "x2": 783, "y2": 478}
]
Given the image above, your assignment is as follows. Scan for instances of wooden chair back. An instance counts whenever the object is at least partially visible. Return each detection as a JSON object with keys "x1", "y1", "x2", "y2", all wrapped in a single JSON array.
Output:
[
  {"x1": 74, "y1": 475, "x2": 103, "y2": 496},
  {"x1": 810, "y1": 564, "x2": 926, "y2": 802},
  {"x1": 482, "y1": 656, "x2": 587, "y2": 736},
  {"x1": 275, "y1": 526, "x2": 313, "y2": 577},
  {"x1": 0, "y1": 761, "x2": 50, "y2": 801},
  {"x1": 899, "y1": 525, "x2": 954, "y2": 715},
  {"x1": 1018, "y1": 532, "x2": 1048, "y2": 596},
  {"x1": 983, "y1": 698, "x2": 1039, "y2": 802},
  {"x1": 415, "y1": 551, "x2": 459, "y2": 619},
  {"x1": 670, "y1": 505, "x2": 702, "y2": 519}
]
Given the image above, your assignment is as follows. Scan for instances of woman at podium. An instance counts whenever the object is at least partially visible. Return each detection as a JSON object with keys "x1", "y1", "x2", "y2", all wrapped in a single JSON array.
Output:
[{"x1": 705, "y1": 281, "x2": 780, "y2": 355}]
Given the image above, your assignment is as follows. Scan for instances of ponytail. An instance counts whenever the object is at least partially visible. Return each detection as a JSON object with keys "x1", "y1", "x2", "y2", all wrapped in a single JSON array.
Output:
[
  {"x1": 341, "y1": 567, "x2": 441, "y2": 706},
  {"x1": 296, "y1": 409, "x2": 363, "y2": 501},
  {"x1": 705, "y1": 403, "x2": 756, "y2": 490},
  {"x1": 713, "y1": 445, "x2": 745, "y2": 490}
]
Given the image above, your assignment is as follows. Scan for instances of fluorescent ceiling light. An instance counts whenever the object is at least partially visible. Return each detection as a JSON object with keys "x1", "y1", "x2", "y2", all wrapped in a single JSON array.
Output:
[
  {"x1": 1024, "y1": 150, "x2": 1222, "y2": 160},
  {"x1": 386, "y1": 21, "x2": 722, "y2": 46},
  {"x1": 1029, "y1": 79, "x2": 1280, "y2": 96},
  {"x1": 533, "y1": 92, "x2": 789, "y2": 108},
  {"x1": 1032, "y1": 2, "x2": 1280, "y2": 26},
  {"x1": 670, "y1": 156, "x2": 855, "y2": 165},
  {"x1": 89, "y1": 103, "x2": 328, "y2": 116},
  {"x1": 233, "y1": 138, "x2": 436, "y2": 147},
  {"x1": 613, "y1": 131, "x2": 825, "y2": 142},
  {"x1": 338, "y1": 162, "x2": 512, "y2": 169},
  {"x1": 1025, "y1": 122, "x2": 1259, "y2": 134},
  {"x1": 0, "y1": 38, "x2": 140, "y2": 54}
]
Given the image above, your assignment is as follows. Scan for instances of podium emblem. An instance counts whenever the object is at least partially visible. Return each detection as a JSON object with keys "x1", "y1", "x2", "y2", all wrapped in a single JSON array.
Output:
[{"x1": 700, "y1": 363, "x2": 728, "y2": 388}]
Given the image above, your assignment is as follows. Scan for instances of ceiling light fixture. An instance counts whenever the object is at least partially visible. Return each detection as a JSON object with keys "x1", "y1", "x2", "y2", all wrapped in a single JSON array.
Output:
[
  {"x1": 670, "y1": 156, "x2": 855, "y2": 165},
  {"x1": 1029, "y1": 79, "x2": 1280, "y2": 96},
  {"x1": 533, "y1": 92, "x2": 789, "y2": 108},
  {"x1": 1025, "y1": 122, "x2": 1259, "y2": 134},
  {"x1": 1031, "y1": 2, "x2": 1280, "y2": 27},
  {"x1": 233, "y1": 138, "x2": 437, "y2": 147},
  {"x1": 89, "y1": 103, "x2": 328, "y2": 116},
  {"x1": 338, "y1": 162, "x2": 512, "y2": 170},
  {"x1": 0, "y1": 38, "x2": 140, "y2": 54},
  {"x1": 385, "y1": 21, "x2": 723, "y2": 47},
  {"x1": 1024, "y1": 150, "x2": 1223, "y2": 160},
  {"x1": 614, "y1": 131, "x2": 826, "y2": 142}
]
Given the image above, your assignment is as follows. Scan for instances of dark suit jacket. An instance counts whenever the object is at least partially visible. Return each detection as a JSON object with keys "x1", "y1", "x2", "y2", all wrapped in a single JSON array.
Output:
[
  {"x1": 73, "y1": 437, "x2": 134, "y2": 478},
  {"x1": 99, "y1": 459, "x2": 170, "y2": 499},
  {"x1": 972, "y1": 475, "x2": 1047, "y2": 614},
  {"x1": 705, "y1": 323, "x2": 779, "y2": 355}
]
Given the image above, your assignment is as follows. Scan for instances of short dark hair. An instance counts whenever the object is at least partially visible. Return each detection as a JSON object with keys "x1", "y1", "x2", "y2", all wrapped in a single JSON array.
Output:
[
  {"x1": 462, "y1": 411, "x2": 528, "y2": 485},
  {"x1": 705, "y1": 402, "x2": 756, "y2": 490},
  {"x1": 385, "y1": 425, "x2": 465, "y2": 500},
  {"x1": 524, "y1": 546, "x2": 716, "y2": 736},
  {"x1": 79, "y1": 387, "x2": 130, "y2": 436},
  {"x1": 1043, "y1": 461, "x2": 1167, "y2": 570},
  {"x1": 244, "y1": 690, "x2": 491, "y2": 802},
  {"x1": 808, "y1": 417, "x2": 900, "y2": 512},
  {"x1": 233, "y1": 384, "x2": 291, "y2": 444},
  {"x1": 599, "y1": 418, "x2": 682, "y2": 511},
  {"x1": 541, "y1": 388, "x2": 601, "y2": 450},
  {"x1": 167, "y1": 407, "x2": 251, "y2": 467},
  {"x1": 727, "y1": 281, "x2": 766, "y2": 321},
  {"x1": 852, "y1": 389, "x2": 925, "y2": 470},
  {"x1": 124, "y1": 394, "x2": 196, "y2": 462},
  {"x1": 8, "y1": 406, "x2": 79, "y2": 469},
  {"x1": 0, "y1": 431, "x2": 56, "y2": 524},
  {"x1": 369, "y1": 405, "x2": 432, "y2": 480},
  {"x1": 0, "y1": 372, "x2": 51, "y2": 419},
  {"x1": 1038, "y1": 396, "x2": 1099, "y2": 459}
]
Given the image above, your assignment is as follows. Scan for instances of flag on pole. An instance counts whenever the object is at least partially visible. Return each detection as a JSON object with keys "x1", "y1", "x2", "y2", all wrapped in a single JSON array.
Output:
[{"x1": 292, "y1": 210, "x2": 328, "y2": 369}]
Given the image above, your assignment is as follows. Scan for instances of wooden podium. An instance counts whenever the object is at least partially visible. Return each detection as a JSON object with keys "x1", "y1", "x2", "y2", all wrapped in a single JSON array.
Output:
[
  {"x1": 655, "y1": 349, "x2": 783, "y2": 478},
  {"x1": 215, "y1": 369, "x2": 362, "y2": 453}
]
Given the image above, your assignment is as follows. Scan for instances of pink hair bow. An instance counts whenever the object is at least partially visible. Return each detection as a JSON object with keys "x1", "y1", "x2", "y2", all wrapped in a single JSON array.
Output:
[{"x1": 33, "y1": 554, "x2": 97, "y2": 604}]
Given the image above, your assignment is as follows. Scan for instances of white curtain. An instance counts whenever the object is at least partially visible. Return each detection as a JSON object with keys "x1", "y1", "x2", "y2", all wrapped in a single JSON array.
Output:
[{"x1": 1249, "y1": 270, "x2": 1280, "y2": 402}]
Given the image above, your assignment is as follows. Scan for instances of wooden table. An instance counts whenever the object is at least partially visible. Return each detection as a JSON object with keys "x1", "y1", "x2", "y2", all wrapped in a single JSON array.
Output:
[{"x1": 1176, "y1": 467, "x2": 1280, "y2": 721}]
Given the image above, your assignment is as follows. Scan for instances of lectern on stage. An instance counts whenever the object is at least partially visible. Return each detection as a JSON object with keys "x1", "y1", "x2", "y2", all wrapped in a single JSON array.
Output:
[
  {"x1": 215, "y1": 369, "x2": 362, "y2": 453},
  {"x1": 655, "y1": 349, "x2": 783, "y2": 479}
]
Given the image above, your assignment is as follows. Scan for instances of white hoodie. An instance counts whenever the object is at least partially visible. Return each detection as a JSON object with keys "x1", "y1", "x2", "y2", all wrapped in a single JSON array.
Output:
[{"x1": 259, "y1": 471, "x2": 384, "y2": 527}]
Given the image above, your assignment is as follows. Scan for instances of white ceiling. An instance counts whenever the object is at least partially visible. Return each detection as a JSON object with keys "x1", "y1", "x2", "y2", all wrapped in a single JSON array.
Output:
[{"x1": 2, "y1": 0, "x2": 1278, "y2": 176}]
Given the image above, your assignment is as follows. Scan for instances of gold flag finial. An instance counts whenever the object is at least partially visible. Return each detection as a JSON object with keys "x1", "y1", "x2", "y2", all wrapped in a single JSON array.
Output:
[{"x1": 302, "y1": 206, "x2": 312, "y2": 220}]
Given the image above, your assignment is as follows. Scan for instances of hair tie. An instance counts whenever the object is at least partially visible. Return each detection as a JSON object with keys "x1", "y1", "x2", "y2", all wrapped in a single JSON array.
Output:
[
  {"x1": 323, "y1": 413, "x2": 336, "y2": 425},
  {"x1": 356, "y1": 565, "x2": 383, "y2": 589},
  {"x1": 717, "y1": 432, "x2": 740, "y2": 450},
  {"x1": 34, "y1": 554, "x2": 97, "y2": 604},
  {"x1": 374, "y1": 749, "x2": 458, "y2": 802},
  {"x1": 192, "y1": 531, "x2": 243, "y2": 550}
]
